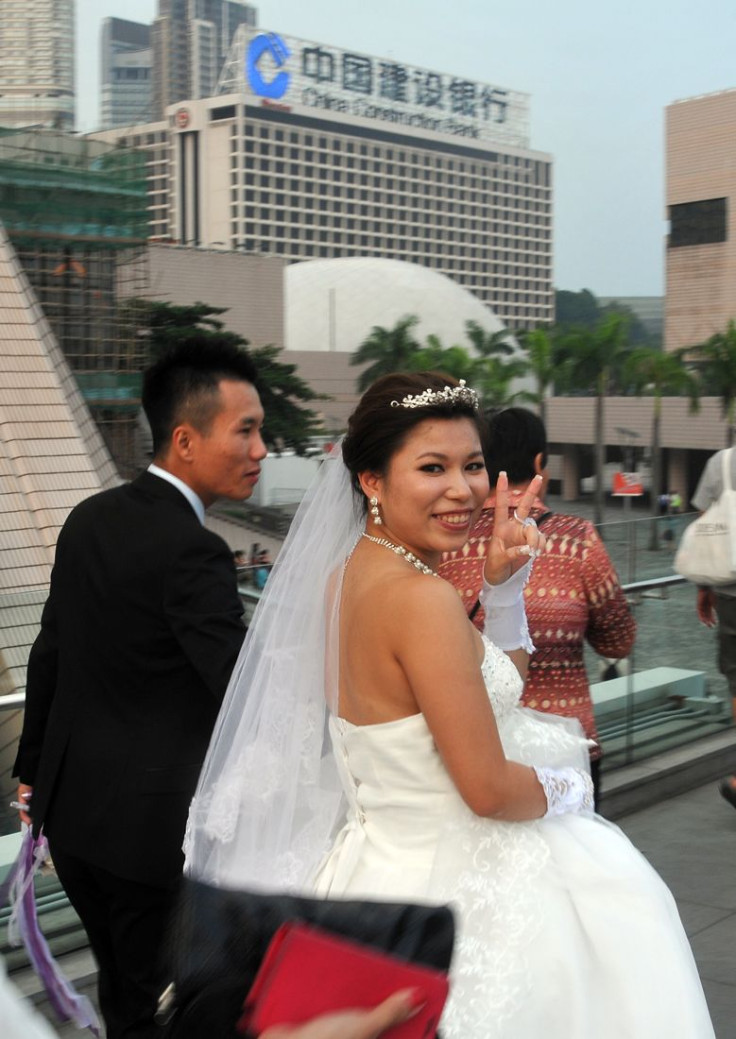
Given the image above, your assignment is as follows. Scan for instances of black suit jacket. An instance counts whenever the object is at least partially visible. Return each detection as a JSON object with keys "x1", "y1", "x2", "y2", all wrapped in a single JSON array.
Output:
[{"x1": 13, "y1": 472, "x2": 245, "y2": 886}]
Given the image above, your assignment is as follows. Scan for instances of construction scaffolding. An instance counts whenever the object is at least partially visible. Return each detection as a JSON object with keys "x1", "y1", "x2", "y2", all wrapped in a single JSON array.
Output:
[{"x1": 0, "y1": 128, "x2": 151, "y2": 476}]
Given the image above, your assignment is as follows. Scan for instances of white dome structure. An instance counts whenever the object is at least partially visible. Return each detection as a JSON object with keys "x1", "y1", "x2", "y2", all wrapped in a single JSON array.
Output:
[{"x1": 285, "y1": 257, "x2": 508, "y2": 354}]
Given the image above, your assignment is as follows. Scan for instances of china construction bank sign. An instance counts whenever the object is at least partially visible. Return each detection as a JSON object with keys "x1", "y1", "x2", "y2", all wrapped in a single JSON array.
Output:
[{"x1": 237, "y1": 30, "x2": 530, "y2": 148}]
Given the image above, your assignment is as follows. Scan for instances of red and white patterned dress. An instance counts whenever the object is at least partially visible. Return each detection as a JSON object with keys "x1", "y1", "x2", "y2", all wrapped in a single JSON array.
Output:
[{"x1": 439, "y1": 496, "x2": 636, "y2": 760}]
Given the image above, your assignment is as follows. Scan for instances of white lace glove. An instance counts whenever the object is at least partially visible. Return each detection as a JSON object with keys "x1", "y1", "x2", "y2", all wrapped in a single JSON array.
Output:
[
  {"x1": 479, "y1": 558, "x2": 535, "y2": 653},
  {"x1": 533, "y1": 766, "x2": 595, "y2": 818}
]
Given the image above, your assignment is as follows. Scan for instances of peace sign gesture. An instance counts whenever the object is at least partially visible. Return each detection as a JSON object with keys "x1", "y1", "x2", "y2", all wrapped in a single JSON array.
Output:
[{"x1": 484, "y1": 472, "x2": 546, "y2": 587}]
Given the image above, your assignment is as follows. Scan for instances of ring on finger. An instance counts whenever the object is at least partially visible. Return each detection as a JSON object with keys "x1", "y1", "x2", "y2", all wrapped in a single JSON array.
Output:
[{"x1": 513, "y1": 509, "x2": 537, "y2": 529}]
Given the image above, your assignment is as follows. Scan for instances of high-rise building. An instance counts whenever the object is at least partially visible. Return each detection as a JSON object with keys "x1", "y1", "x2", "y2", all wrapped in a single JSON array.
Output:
[
  {"x1": 0, "y1": 0, "x2": 75, "y2": 130},
  {"x1": 100, "y1": 18, "x2": 152, "y2": 130},
  {"x1": 665, "y1": 88, "x2": 736, "y2": 353},
  {"x1": 152, "y1": 0, "x2": 257, "y2": 119},
  {"x1": 92, "y1": 25, "x2": 553, "y2": 331}
]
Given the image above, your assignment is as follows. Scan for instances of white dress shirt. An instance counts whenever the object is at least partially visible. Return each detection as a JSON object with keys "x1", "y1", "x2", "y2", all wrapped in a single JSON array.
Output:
[{"x1": 147, "y1": 464, "x2": 205, "y2": 525}]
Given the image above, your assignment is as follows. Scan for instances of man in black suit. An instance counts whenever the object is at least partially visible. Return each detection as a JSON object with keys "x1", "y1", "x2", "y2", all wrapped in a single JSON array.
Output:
[{"x1": 13, "y1": 339, "x2": 267, "y2": 1038}]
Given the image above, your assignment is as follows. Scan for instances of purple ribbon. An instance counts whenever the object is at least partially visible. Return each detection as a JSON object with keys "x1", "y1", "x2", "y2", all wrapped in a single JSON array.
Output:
[{"x1": 2, "y1": 827, "x2": 100, "y2": 1035}]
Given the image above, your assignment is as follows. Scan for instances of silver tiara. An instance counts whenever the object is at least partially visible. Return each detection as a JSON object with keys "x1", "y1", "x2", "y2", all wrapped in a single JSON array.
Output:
[{"x1": 390, "y1": 379, "x2": 480, "y2": 412}]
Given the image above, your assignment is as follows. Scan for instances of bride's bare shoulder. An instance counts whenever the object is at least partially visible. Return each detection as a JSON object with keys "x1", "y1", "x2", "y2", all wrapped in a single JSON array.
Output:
[{"x1": 367, "y1": 570, "x2": 470, "y2": 632}]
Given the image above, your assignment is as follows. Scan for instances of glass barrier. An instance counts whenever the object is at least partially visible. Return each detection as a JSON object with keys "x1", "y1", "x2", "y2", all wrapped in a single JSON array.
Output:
[
  {"x1": 1, "y1": 510, "x2": 731, "y2": 963},
  {"x1": 590, "y1": 511, "x2": 731, "y2": 770},
  {"x1": 595, "y1": 509, "x2": 693, "y2": 586},
  {"x1": 592, "y1": 578, "x2": 730, "y2": 771}
]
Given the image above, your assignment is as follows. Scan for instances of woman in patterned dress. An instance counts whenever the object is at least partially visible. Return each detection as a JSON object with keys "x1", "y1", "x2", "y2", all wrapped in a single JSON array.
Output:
[{"x1": 439, "y1": 407, "x2": 635, "y2": 804}]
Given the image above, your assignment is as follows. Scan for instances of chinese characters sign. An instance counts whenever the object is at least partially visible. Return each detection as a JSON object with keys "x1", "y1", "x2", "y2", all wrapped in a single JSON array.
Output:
[{"x1": 236, "y1": 30, "x2": 529, "y2": 147}]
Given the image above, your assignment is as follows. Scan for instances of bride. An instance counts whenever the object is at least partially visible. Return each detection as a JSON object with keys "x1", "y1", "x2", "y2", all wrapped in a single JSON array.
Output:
[{"x1": 185, "y1": 372, "x2": 714, "y2": 1038}]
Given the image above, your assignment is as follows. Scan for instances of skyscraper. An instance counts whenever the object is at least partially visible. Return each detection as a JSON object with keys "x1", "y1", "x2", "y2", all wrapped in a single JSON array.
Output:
[
  {"x1": 0, "y1": 0, "x2": 75, "y2": 130},
  {"x1": 100, "y1": 18, "x2": 152, "y2": 129},
  {"x1": 92, "y1": 25, "x2": 553, "y2": 332},
  {"x1": 152, "y1": 0, "x2": 257, "y2": 119}
]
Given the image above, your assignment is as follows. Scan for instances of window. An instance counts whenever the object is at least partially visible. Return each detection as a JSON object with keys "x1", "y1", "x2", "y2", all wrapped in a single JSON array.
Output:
[
  {"x1": 669, "y1": 198, "x2": 727, "y2": 247},
  {"x1": 210, "y1": 105, "x2": 236, "y2": 121}
]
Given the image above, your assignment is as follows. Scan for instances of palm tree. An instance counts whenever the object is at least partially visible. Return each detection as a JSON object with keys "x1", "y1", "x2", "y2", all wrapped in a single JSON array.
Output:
[
  {"x1": 519, "y1": 326, "x2": 557, "y2": 427},
  {"x1": 687, "y1": 319, "x2": 736, "y2": 445},
  {"x1": 465, "y1": 320, "x2": 515, "y2": 358},
  {"x1": 408, "y1": 336, "x2": 478, "y2": 382},
  {"x1": 623, "y1": 347, "x2": 700, "y2": 547},
  {"x1": 475, "y1": 355, "x2": 535, "y2": 412},
  {"x1": 555, "y1": 312, "x2": 632, "y2": 526},
  {"x1": 408, "y1": 333, "x2": 533, "y2": 410},
  {"x1": 463, "y1": 319, "x2": 535, "y2": 411},
  {"x1": 350, "y1": 315, "x2": 421, "y2": 391}
]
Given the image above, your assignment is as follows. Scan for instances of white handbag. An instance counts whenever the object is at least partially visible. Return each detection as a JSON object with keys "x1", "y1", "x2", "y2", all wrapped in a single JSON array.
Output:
[{"x1": 675, "y1": 448, "x2": 736, "y2": 586}]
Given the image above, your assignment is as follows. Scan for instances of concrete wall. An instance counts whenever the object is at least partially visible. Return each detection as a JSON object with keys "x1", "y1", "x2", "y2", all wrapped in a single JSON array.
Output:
[
  {"x1": 547, "y1": 396, "x2": 729, "y2": 452},
  {"x1": 289, "y1": 350, "x2": 363, "y2": 431},
  {"x1": 147, "y1": 244, "x2": 285, "y2": 348}
]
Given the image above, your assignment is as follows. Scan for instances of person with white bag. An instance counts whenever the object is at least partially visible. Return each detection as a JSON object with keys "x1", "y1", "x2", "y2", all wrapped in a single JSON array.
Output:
[{"x1": 689, "y1": 447, "x2": 736, "y2": 808}]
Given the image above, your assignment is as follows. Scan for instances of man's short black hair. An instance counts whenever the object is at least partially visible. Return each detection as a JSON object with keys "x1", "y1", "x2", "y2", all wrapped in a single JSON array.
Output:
[
  {"x1": 142, "y1": 337, "x2": 259, "y2": 456},
  {"x1": 483, "y1": 407, "x2": 548, "y2": 484}
]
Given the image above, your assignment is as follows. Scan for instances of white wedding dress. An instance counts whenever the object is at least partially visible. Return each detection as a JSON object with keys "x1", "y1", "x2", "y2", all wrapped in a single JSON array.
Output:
[{"x1": 313, "y1": 637, "x2": 715, "y2": 1038}]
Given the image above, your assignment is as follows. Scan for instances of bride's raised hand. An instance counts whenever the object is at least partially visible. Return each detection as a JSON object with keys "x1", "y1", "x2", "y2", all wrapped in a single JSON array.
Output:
[{"x1": 484, "y1": 471, "x2": 546, "y2": 586}]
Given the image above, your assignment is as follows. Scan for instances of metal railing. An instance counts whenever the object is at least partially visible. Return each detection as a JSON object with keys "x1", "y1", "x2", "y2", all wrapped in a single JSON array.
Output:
[
  {"x1": 0, "y1": 548, "x2": 730, "y2": 967},
  {"x1": 0, "y1": 558, "x2": 728, "y2": 783}
]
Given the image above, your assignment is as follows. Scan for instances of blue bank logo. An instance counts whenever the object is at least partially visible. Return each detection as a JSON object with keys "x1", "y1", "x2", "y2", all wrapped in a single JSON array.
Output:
[{"x1": 246, "y1": 33, "x2": 291, "y2": 99}]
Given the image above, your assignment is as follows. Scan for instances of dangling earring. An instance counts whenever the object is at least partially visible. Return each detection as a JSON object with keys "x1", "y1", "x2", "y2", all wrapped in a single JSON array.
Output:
[{"x1": 369, "y1": 496, "x2": 382, "y2": 525}]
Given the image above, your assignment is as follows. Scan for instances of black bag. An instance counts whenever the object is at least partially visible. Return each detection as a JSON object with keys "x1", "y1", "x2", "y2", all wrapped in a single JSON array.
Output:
[{"x1": 157, "y1": 877, "x2": 455, "y2": 1038}]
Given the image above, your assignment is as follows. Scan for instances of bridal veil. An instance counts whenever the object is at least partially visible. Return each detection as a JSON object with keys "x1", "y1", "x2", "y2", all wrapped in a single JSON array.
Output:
[{"x1": 184, "y1": 443, "x2": 360, "y2": 890}]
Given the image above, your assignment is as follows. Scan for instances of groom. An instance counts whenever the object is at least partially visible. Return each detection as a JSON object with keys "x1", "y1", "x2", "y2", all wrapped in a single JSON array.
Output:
[{"x1": 13, "y1": 338, "x2": 267, "y2": 1038}]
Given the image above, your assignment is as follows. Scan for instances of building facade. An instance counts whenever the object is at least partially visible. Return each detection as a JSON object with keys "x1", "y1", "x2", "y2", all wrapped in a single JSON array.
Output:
[
  {"x1": 0, "y1": 0, "x2": 75, "y2": 131},
  {"x1": 599, "y1": 296, "x2": 663, "y2": 342},
  {"x1": 93, "y1": 26, "x2": 553, "y2": 331},
  {"x1": 151, "y1": 0, "x2": 257, "y2": 120},
  {"x1": 0, "y1": 128, "x2": 150, "y2": 476},
  {"x1": 100, "y1": 18, "x2": 152, "y2": 129},
  {"x1": 665, "y1": 88, "x2": 736, "y2": 352}
]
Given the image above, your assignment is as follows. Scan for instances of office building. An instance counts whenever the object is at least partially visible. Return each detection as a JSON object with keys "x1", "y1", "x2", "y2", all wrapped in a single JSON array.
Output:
[
  {"x1": 93, "y1": 25, "x2": 553, "y2": 330},
  {"x1": 0, "y1": 0, "x2": 75, "y2": 130},
  {"x1": 100, "y1": 18, "x2": 152, "y2": 129},
  {"x1": 665, "y1": 88, "x2": 736, "y2": 352},
  {"x1": 599, "y1": 296, "x2": 664, "y2": 341},
  {"x1": 152, "y1": 0, "x2": 257, "y2": 119}
]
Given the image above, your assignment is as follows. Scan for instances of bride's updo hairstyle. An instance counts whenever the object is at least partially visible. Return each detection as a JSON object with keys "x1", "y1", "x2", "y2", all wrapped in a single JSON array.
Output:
[{"x1": 342, "y1": 371, "x2": 483, "y2": 502}]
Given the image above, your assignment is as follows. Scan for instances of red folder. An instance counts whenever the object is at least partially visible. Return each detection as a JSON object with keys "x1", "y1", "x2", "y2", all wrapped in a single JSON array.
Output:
[{"x1": 237, "y1": 921, "x2": 450, "y2": 1038}]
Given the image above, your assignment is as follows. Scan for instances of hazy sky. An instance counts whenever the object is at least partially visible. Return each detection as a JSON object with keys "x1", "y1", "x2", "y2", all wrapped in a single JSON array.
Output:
[{"x1": 77, "y1": 0, "x2": 736, "y2": 297}]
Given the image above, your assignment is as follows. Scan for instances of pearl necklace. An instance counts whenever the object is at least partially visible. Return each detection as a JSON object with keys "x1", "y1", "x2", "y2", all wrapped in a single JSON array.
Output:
[{"x1": 361, "y1": 532, "x2": 439, "y2": 577}]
